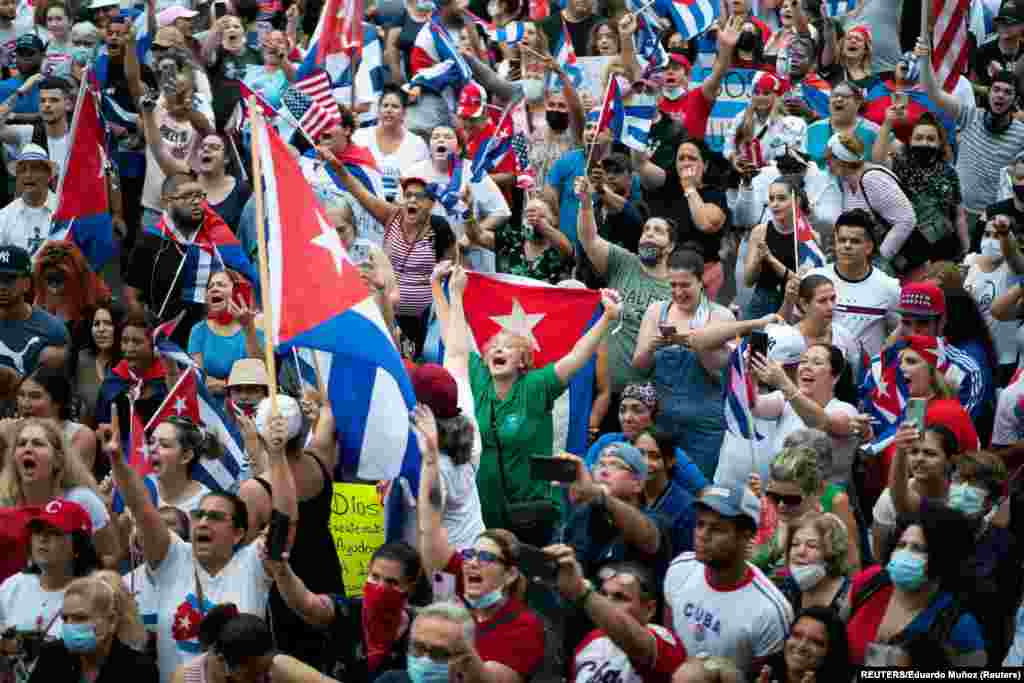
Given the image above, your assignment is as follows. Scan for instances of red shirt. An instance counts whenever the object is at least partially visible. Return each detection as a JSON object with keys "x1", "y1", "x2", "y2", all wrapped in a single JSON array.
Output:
[
  {"x1": 846, "y1": 565, "x2": 895, "y2": 665},
  {"x1": 658, "y1": 88, "x2": 714, "y2": 141},
  {"x1": 573, "y1": 625, "x2": 686, "y2": 683},
  {"x1": 865, "y1": 399, "x2": 980, "y2": 502},
  {"x1": 444, "y1": 553, "x2": 546, "y2": 677},
  {"x1": 0, "y1": 507, "x2": 31, "y2": 583}
]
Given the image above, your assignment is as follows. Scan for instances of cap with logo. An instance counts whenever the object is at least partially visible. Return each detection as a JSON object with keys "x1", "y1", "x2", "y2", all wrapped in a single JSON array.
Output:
[
  {"x1": 456, "y1": 82, "x2": 487, "y2": 120},
  {"x1": 157, "y1": 6, "x2": 198, "y2": 26},
  {"x1": 25, "y1": 499, "x2": 93, "y2": 535},
  {"x1": 0, "y1": 245, "x2": 32, "y2": 276},
  {"x1": 892, "y1": 282, "x2": 946, "y2": 320},
  {"x1": 695, "y1": 485, "x2": 760, "y2": 526}
]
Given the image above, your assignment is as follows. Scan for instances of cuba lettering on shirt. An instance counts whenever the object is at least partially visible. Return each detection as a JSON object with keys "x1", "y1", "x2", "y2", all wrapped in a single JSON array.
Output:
[{"x1": 573, "y1": 624, "x2": 686, "y2": 683}]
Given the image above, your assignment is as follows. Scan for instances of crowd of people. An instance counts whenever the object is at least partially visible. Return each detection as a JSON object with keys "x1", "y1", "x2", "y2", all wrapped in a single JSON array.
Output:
[{"x1": 0, "y1": 0, "x2": 1023, "y2": 679}]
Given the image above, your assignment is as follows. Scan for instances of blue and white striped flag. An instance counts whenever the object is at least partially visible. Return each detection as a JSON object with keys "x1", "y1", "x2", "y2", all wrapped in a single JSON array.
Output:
[
  {"x1": 653, "y1": 0, "x2": 721, "y2": 40},
  {"x1": 620, "y1": 93, "x2": 657, "y2": 151},
  {"x1": 823, "y1": 0, "x2": 855, "y2": 15},
  {"x1": 491, "y1": 22, "x2": 526, "y2": 44}
]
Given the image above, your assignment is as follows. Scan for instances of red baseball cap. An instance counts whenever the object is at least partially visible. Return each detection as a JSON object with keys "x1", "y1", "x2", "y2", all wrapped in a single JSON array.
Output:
[
  {"x1": 753, "y1": 71, "x2": 782, "y2": 95},
  {"x1": 25, "y1": 499, "x2": 93, "y2": 536},
  {"x1": 667, "y1": 51, "x2": 692, "y2": 71},
  {"x1": 411, "y1": 363, "x2": 461, "y2": 419},
  {"x1": 893, "y1": 282, "x2": 946, "y2": 320},
  {"x1": 456, "y1": 82, "x2": 487, "y2": 120}
]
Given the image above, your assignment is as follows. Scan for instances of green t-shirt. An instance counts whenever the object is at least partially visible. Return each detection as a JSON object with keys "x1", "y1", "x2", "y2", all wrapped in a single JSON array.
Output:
[
  {"x1": 470, "y1": 353, "x2": 566, "y2": 529},
  {"x1": 605, "y1": 244, "x2": 671, "y2": 394}
]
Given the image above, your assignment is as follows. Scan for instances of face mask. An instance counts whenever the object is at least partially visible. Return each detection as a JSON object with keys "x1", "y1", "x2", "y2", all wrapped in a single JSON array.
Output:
[
  {"x1": 523, "y1": 222, "x2": 536, "y2": 241},
  {"x1": 71, "y1": 45, "x2": 93, "y2": 65},
  {"x1": 789, "y1": 563, "x2": 827, "y2": 591},
  {"x1": 907, "y1": 145, "x2": 940, "y2": 166},
  {"x1": 522, "y1": 78, "x2": 544, "y2": 102},
  {"x1": 638, "y1": 244, "x2": 660, "y2": 266},
  {"x1": 62, "y1": 622, "x2": 98, "y2": 653},
  {"x1": 887, "y1": 549, "x2": 927, "y2": 591},
  {"x1": 408, "y1": 655, "x2": 451, "y2": 683},
  {"x1": 464, "y1": 588, "x2": 504, "y2": 609},
  {"x1": 1013, "y1": 184, "x2": 1024, "y2": 201},
  {"x1": 487, "y1": 0, "x2": 500, "y2": 17},
  {"x1": 546, "y1": 110, "x2": 570, "y2": 131},
  {"x1": 737, "y1": 31, "x2": 760, "y2": 53},
  {"x1": 981, "y1": 237, "x2": 1004, "y2": 260},
  {"x1": 948, "y1": 483, "x2": 989, "y2": 516},
  {"x1": 663, "y1": 86, "x2": 686, "y2": 100}
]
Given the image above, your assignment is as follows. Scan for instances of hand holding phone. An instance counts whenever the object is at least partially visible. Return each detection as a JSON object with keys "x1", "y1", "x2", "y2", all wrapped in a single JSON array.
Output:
[
  {"x1": 214, "y1": 0, "x2": 229, "y2": 18},
  {"x1": 517, "y1": 543, "x2": 558, "y2": 584},
  {"x1": 530, "y1": 456, "x2": 578, "y2": 483},
  {"x1": 749, "y1": 330, "x2": 769, "y2": 359},
  {"x1": 267, "y1": 510, "x2": 291, "y2": 561}
]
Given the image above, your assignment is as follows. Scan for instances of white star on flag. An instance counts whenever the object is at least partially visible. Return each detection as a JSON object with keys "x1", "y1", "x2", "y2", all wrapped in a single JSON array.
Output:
[
  {"x1": 490, "y1": 299, "x2": 546, "y2": 352},
  {"x1": 174, "y1": 397, "x2": 187, "y2": 415},
  {"x1": 311, "y1": 210, "x2": 346, "y2": 275},
  {"x1": 177, "y1": 614, "x2": 191, "y2": 630}
]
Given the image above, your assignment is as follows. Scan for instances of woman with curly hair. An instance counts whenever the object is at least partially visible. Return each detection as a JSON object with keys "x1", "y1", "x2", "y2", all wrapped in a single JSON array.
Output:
[
  {"x1": 32, "y1": 242, "x2": 111, "y2": 332},
  {"x1": 779, "y1": 511, "x2": 853, "y2": 616}
]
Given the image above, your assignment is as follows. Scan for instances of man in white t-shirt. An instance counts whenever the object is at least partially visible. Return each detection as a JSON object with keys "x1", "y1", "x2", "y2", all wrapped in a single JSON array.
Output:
[
  {"x1": 0, "y1": 144, "x2": 57, "y2": 257},
  {"x1": 0, "y1": 76, "x2": 71, "y2": 178},
  {"x1": 109, "y1": 410, "x2": 298, "y2": 683},
  {"x1": 664, "y1": 486, "x2": 793, "y2": 678},
  {"x1": 807, "y1": 209, "x2": 900, "y2": 359}
]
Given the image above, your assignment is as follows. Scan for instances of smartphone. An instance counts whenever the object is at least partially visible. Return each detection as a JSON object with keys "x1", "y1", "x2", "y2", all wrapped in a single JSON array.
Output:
[
  {"x1": 267, "y1": 510, "x2": 291, "y2": 561},
  {"x1": 904, "y1": 398, "x2": 928, "y2": 429},
  {"x1": 749, "y1": 330, "x2": 769, "y2": 359},
  {"x1": 214, "y1": 0, "x2": 229, "y2": 18},
  {"x1": 517, "y1": 543, "x2": 558, "y2": 584},
  {"x1": 158, "y1": 59, "x2": 178, "y2": 97},
  {"x1": 530, "y1": 456, "x2": 578, "y2": 483},
  {"x1": 349, "y1": 240, "x2": 371, "y2": 266},
  {"x1": 892, "y1": 91, "x2": 908, "y2": 108},
  {"x1": 659, "y1": 323, "x2": 676, "y2": 338}
]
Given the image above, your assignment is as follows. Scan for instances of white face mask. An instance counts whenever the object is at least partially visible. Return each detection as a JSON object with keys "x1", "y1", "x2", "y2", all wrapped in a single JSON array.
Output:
[
  {"x1": 415, "y1": 0, "x2": 435, "y2": 11},
  {"x1": 789, "y1": 562, "x2": 827, "y2": 591},
  {"x1": 522, "y1": 78, "x2": 545, "y2": 102},
  {"x1": 663, "y1": 86, "x2": 686, "y2": 100},
  {"x1": 981, "y1": 237, "x2": 1003, "y2": 260}
]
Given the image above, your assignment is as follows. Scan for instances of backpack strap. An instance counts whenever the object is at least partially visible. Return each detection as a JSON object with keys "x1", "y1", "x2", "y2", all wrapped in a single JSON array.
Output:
[{"x1": 848, "y1": 568, "x2": 892, "y2": 619}]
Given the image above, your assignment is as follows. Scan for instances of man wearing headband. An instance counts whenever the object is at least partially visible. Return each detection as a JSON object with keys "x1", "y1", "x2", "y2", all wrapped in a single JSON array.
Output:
[{"x1": 918, "y1": 37, "x2": 1024, "y2": 235}]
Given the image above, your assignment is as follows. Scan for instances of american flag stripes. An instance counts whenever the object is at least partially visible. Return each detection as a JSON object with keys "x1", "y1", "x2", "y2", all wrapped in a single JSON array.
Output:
[
  {"x1": 284, "y1": 74, "x2": 341, "y2": 139},
  {"x1": 931, "y1": 0, "x2": 970, "y2": 92}
]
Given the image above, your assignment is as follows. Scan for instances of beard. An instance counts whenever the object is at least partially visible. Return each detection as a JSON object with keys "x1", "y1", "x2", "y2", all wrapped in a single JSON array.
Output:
[{"x1": 171, "y1": 205, "x2": 203, "y2": 234}]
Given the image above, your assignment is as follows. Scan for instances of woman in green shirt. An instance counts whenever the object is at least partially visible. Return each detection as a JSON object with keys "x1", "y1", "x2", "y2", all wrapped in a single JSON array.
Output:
[{"x1": 440, "y1": 265, "x2": 623, "y2": 547}]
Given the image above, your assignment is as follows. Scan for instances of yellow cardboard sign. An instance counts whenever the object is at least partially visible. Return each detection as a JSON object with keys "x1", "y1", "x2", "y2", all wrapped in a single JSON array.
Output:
[{"x1": 329, "y1": 482, "x2": 386, "y2": 598}]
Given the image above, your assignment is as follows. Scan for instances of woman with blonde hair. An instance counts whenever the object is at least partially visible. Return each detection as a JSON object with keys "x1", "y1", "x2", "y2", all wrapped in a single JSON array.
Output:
[
  {"x1": 822, "y1": 25, "x2": 877, "y2": 89},
  {"x1": 0, "y1": 418, "x2": 119, "y2": 568},
  {"x1": 90, "y1": 569, "x2": 148, "y2": 652}
]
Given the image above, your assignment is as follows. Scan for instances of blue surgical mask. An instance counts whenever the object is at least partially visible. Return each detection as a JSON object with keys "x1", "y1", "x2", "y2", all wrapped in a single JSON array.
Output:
[
  {"x1": 948, "y1": 483, "x2": 988, "y2": 516},
  {"x1": 62, "y1": 622, "x2": 98, "y2": 653},
  {"x1": 887, "y1": 549, "x2": 928, "y2": 591},
  {"x1": 408, "y1": 655, "x2": 451, "y2": 683},
  {"x1": 789, "y1": 563, "x2": 827, "y2": 591},
  {"x1": 415, "y1": 0, "x2": 435, "y2": 11},
  {"x1": 464, "y1": 588, "x2": 504, "y2": 609},
  {"x1": 638, "y1": 244, "x2": 660, "y2": 266},
  {"x1": 981, "y1": 238, "x2": 1003, "y2": 260}
]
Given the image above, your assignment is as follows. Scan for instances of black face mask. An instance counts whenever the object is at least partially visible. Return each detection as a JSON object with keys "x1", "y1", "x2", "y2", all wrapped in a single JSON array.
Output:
[
  {"x1": 777, "y1": 153, "x2": 807, "y2": 176},
  {"x1": 907, "y1": 145, "x2": 941, "y2": 166},
  {"x1": 546, "y1": 110, "x2": 570, "y2": 131},
  {"x1": 737, "y1": 31, "x2": 760, "y2": 54}
]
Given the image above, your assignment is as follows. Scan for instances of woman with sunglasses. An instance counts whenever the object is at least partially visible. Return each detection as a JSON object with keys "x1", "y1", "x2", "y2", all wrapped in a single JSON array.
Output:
[
  {"x1": 106, "y1": 411, "x2": 297, "y2": 682},
  {"x1": 414, "y1": 407, "x2": 547, "y2": 683}
]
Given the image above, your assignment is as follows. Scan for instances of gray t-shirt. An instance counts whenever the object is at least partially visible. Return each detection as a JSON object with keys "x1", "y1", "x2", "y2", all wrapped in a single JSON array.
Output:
[
  {"x1": 956, "y1": 103, "x2": 1024, "y2": 212},
  {"x1": 606, "y1": 244, "x2": 671, "y2": 394}
]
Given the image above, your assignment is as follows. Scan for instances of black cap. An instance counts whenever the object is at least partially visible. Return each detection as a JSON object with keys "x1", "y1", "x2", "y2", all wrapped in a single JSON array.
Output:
[
  {"x1": 996, "y1": 0, "x2": 1024, "y2": 24},
  {"x1": 0, "y1": 245, "x2": 31, "y2": 276},
  {"x1": 15, "y1": 34, "x2": 43, "y2": 53}
]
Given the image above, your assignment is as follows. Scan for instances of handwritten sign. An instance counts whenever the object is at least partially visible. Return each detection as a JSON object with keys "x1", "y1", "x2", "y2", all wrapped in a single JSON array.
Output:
[{"x1": 329, "y1": 482, "x2": 386, "y2": 597}]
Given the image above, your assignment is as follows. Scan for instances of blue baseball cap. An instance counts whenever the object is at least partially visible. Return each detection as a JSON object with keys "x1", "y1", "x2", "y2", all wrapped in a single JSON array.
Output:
[
  {"x1": 695, "y1": 485, "x2": 761, "y2": 526},
  {"x1": 593, "y1": 442, "x2": 648, "y2": 480}
]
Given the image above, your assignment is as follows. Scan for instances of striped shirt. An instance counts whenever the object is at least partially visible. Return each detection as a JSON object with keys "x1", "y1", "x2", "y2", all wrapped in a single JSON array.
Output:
[
  {"x1": 840, "y1": 167, "x2": 917, "y2": 260},
  {"x1": 955, "y1": 103, "x2": 1024, "y2": 211},
  {"x1": 384, "y1": 211, "x2": 436, "y2": 318}
]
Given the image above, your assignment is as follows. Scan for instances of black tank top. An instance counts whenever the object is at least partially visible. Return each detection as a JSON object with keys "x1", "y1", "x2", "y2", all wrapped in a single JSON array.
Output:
[
  {"x1": 756, "y1": 221, "x2": 798, "y2": 294},
  {"x1": 260, "y1": 453, "x2": 345, "y2": 670}
]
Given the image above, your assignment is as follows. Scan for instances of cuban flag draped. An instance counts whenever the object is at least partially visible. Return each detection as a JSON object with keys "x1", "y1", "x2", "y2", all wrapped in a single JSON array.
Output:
[
  {"x1": 724, "y1": 338, "x2": 764, "y2": 441},
  {"x1": 148, "y1": 206, "x2": 258, "y2": 305},
  {"x1": 253, "y1": 115, "x2": 418, "y2": 540},
  {"x1": 650, "y1": 0, "x2": 721, "y2": 40},
  {"x1": 795, "y1": 205, "x2": 825, "y2": 270},
  {"x1": 51, "y1": 79, "x2": 115, "y2": 271},
  {"x1": 857, "y1": 337, "x2": 985, "y2": 453},
  {"x1": 409, "y1": 14, "x2": 472, "y2": 92},
  {"x1": 456, "y1": 272, "x2": 604, "y2": 456}
]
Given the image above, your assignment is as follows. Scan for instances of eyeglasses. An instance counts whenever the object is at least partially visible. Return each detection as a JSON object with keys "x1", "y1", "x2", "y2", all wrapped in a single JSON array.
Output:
[
  {"x1": 595, "y1": 458, "x2": 633, "y2": 473},
  {"x1": 460, "y1": 548, "x2": 507, "y2": 564},
  {"x1": 169, "y1": 190, "x2": 207, "y2": 204},
  {"x1": 409, "y1": 640, "x2": 456, "y2": 661},
  {"x1": 765, "y1": 491, "x2": 804, "y2": 507},
  {"x1": 406, "y1": 191, "x2": 431, "y2": 201},
  {"x1": 597, "y1": 566, "x2": 653, "y2": 596},
  {"x1": 189, "y1": 509, "x2": 231, "y2": 523}
]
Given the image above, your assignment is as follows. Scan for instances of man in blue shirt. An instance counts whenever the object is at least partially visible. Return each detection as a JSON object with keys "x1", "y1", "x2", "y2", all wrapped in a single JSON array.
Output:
[{"x1": 0, "y1": 34, "x2": 43, "y2": 121}]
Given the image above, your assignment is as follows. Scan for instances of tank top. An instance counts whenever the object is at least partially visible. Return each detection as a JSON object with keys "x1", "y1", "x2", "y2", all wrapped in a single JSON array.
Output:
[
  {"x1": 260, "y1": 453, "x2": 345, "y2": 671},
  {"x1": 757, "y1": 221, "x2": 798, "y2": 293}
]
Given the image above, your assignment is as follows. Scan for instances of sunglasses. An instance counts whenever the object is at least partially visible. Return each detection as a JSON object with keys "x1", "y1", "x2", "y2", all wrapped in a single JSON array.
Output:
[
  {"x1": 406, "y1": 191, "x2": 431, "y2": 201},
  {"x1": 460, "y1": 548, "x2": 506, "y2": 564},
  {"x1": 189, "y1": 509, "x2": 231, "y2": 522},
  {"x1": 765, "y1": 491, "x2": 804, "y2": 507}
]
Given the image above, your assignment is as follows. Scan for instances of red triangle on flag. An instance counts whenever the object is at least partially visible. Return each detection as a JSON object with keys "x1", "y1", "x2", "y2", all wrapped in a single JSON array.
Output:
[
  {"x1": 462, "y1": 273, "x2": 603, "y2": 368},
  {"x1": 145, "y1": 366, "x2": 201, "y2": 433},
  {"x1": 255, "y1": 118, "x2": 369, "y2": 345},
  {"x1": 54, "y1": 86, "x2": 108, "y2": 221},
  {"x1": 127, "y1": 408, "x2": 153, "y2": 476}
]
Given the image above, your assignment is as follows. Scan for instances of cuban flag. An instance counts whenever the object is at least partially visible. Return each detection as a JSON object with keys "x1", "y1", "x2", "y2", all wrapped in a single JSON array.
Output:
[
  {"x1": 548, "y1": 19, "x2": 584, "y2": 89},
  {"x1": 790, "y1": 77, "x2": 832, "y2": 119},
  {"x1": 693, "y1": 67, "x2": 756, "y2": 152},
  {"x1": 619, "y1": 93, "x2": 657, "y2": 152},
  {"x1": 328, "y1": 24, "x2": 387, "y2": 117},
  {"x1": 409, "y1": 14, "x2": 472, "y2": 92},
  {"x1": 290, "y1": 347, "x2": 333, "y2": 394},
  {"x1": 724, "y1": 338, "x2": 764, "y2": 441},
  {"x1": 857, "y1": 337, "x2": 985, "y2": 453},
  {"x1": 470, "y1": 104, "x2": 515, "y2": 184},
  {"x1": 147, "y1": 207, "x2": 258, "y2": 305},
  {"x1": 592, "y1": 76, "x2": 625, "y2": 137},
  {"x1": 50, "y1": 80, "x2": 115, "y2": 271},
  {"x1": 110, "y1": 403, "x2": 160, "y2": 514},
  {"x1": 296, "y1": 0, "x2": 363, "y2": 85},
  {"x1": 795, "y1": 205, "x2": 825, "y2": 270},
  {"x1": 253, "y1": 114, "x2": 418, "y2": 540},
  {"x1": 650, "y1": 0, "x2": 721, "y2": 40},
  {"x1": 634, "y1": 13, "x2": 670, "y2": 73},
  {"x1": 427, "y1": 154, "x2": 470, "y2": 222},
  {"x1": 491, "y1": 22, "x2": 527, "y2": 44}
]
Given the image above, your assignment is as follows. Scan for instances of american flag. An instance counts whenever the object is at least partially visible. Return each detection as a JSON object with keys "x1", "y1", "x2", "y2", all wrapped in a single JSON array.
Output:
[
  {"x1": 282, "y1": 81, "x2": 339, "y2": 140},
  {"x1": 931, "y1": 0, "x2": 970, "y2": 92},
  {"x1": 509, "y1": 98, "x2": 534, "y2": 188}
]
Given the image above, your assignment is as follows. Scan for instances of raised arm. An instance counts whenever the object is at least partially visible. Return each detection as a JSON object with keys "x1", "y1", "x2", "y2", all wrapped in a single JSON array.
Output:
[
  {"x1": 124, "y1": 30, "x2": 147, "y2": 104},
  {"x1": 575, "y1": 176, "x2": 612, "y2": 276},
  {"x1": 700, "y1": 16, "x2": 739, "y2": 102},
  {"x1": 442, "y1": 264, "x2": 472, "y2": 378},
  {"x1": 265, "y1": 413, "x2": 299, "y2": 527},
  {"x1": 412, "y1": 405, "x2": 456, "y2": 573},
  {"x1": 889, "y1": 424, "x2": 922, "y2": 517},
  {"x1": 554, "y1": 289, "x2": 622, "y2": 385},
  {"x1": 105, "y1": 429, "x2": 170, "y2": 567},
  {"x1": 140, "y1": 93, "x2": 190, "y2": 177},
  {"x1": 331, "y1": 154, "x2": 398, "y2": 226},
  {"x1": 872, "y1": 105, "x2": 899, "y2": 167},
  {"x1": 617, "y1": 14, "x2": 641, "y2": 84},
  {"x1": 749, "y1": 351, "x2": 829, "y2": 428},
  {"x1": 263, "y1": 556, "x2": 336, "y2": 628},
  {"x1": 917, "y1": 37, "x2": 961, "y2": 119}
]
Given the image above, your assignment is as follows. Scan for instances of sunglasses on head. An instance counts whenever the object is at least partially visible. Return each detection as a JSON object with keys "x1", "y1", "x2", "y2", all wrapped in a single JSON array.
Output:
[
  {"x1": 460, "y1": 547, "x2": 507, "y2": 564},
  {"x1": 765, "y1": 490, "x2": 804, "y2": 507}
]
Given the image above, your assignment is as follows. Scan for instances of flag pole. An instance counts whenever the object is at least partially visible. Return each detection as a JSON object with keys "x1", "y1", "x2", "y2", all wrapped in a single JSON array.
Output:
[
  {"x1": 584, "y1": 76, "x2": 614, "y2": 176},
  {"x1": 792, "y1": 190, "x2": 799, "y2": 276},
  {"x1": 248, "y1": 99, "x2": 280, "y2": 416},
  {"x1": 737, "y1": 334, "x2": 757, "y2": 476},
  {"x1": 627, "y1": 0, "x2": 660, "y2": 17}
]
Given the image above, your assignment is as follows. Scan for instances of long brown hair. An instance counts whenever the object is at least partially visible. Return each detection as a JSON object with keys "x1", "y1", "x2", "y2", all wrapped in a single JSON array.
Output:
[{"x1": 478, "y1": 529, "x2": 528, "y2": 602}]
